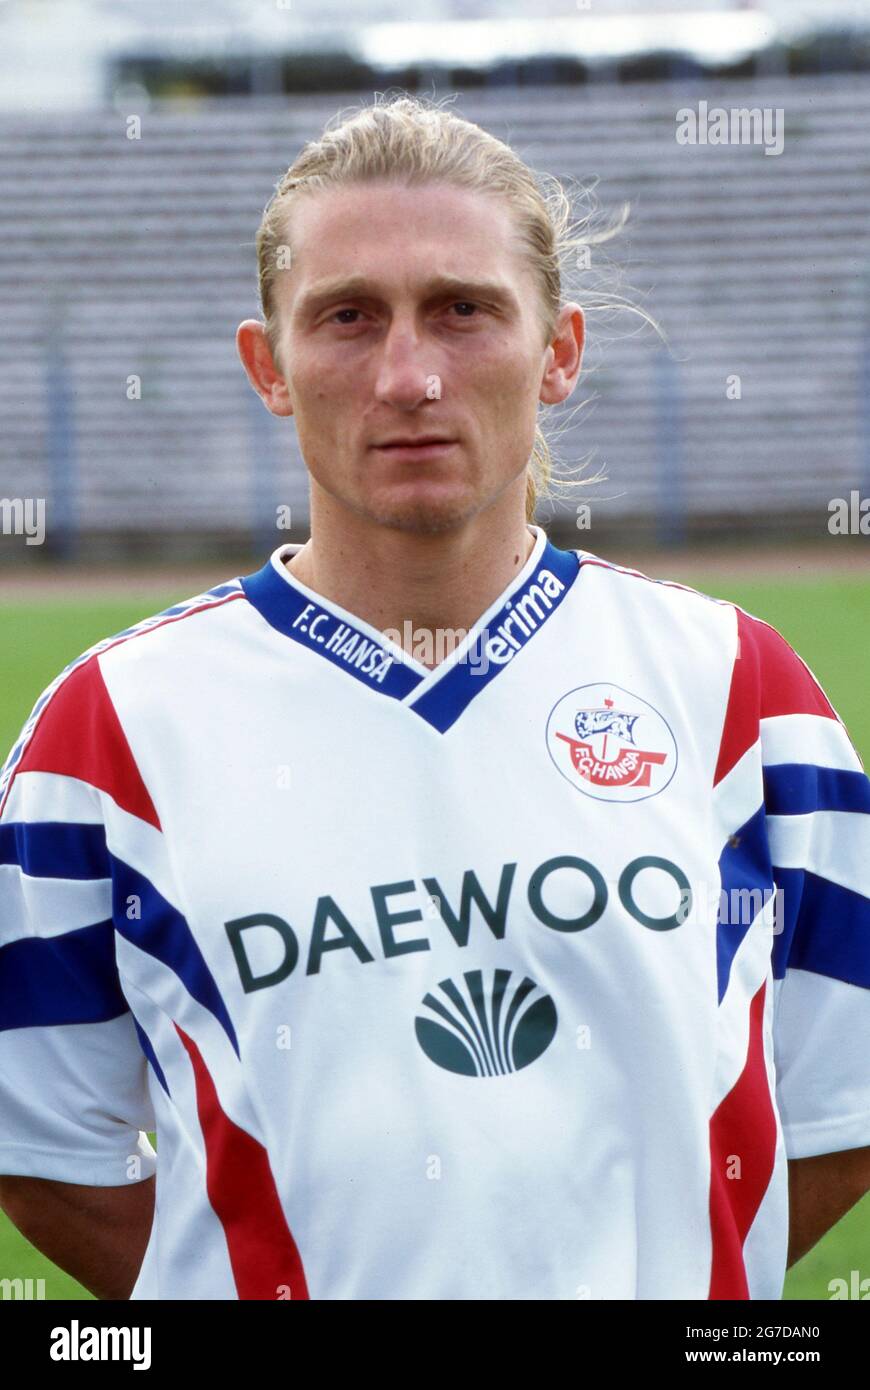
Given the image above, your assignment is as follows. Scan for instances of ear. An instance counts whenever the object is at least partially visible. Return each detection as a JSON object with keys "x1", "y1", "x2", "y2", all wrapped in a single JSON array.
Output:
[
  {"x1": 236, "y1": 320, "x2": 294, "y2": 417},
  {"x1": 539, "y1": 303, "x2": 585, "y2": 406}
]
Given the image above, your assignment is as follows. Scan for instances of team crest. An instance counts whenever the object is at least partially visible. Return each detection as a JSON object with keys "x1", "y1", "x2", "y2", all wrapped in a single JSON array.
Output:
[{"x1": 546, "y1": 682, "x2": 677, "y2": 802}]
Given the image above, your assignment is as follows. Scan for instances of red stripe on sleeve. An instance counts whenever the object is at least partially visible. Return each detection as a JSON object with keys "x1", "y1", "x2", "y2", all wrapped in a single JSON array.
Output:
[
  {"x1": 176, "y1": 1023, "x2": 310, "y2": 1301},
  {"x1": 15, "y1": 655, "x2": 161, "y2": 829},
  {"x1": 707, "y1": 981, "x2": 778, "y2": 1299},
  {"x1": 714, "y1": 607, "x2": 838, "y2": 787}
]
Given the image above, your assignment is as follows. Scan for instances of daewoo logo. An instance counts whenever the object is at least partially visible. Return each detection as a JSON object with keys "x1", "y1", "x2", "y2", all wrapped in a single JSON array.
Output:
[
  {"x1": 415, "y1": 968, "x2": 557, "y2": 1076},
  {"x1": 226, "y1": 852, "x2": 693, "y2": 991}
]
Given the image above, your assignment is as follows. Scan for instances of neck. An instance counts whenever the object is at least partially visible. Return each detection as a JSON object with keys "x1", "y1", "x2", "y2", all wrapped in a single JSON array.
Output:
[{"x1": 285, "y1": 484, "x2": 537, "y2": 669}]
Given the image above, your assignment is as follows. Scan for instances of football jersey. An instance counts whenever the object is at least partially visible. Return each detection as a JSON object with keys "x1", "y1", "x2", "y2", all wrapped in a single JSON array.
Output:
[{"x1": 1, "y1": 523, "x2": 869, "y2": 1301}]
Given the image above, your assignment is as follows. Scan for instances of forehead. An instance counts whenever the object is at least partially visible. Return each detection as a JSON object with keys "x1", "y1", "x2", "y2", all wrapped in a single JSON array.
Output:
[{"x1": 278, "y1": 179, "x2": 532, "y2": 300}]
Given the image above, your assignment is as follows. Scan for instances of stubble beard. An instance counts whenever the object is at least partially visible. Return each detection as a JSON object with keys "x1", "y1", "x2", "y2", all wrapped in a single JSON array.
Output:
[{"x1": 365, "y1": 493, "x2": 477, "y2": 535}]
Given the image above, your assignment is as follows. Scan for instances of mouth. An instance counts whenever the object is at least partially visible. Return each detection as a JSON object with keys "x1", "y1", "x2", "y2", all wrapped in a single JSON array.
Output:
[{"x1": 371, "y1": 437, "x2": 457, "y2": 459}]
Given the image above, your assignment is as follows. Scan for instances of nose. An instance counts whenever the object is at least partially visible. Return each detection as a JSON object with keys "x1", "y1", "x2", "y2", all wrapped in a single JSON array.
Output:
[{"x1": 373, "y1": 318, "x2": 439, "y2": 410}]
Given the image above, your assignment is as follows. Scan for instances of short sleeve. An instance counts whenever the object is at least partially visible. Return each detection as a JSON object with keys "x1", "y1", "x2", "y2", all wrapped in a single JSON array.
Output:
[
  {"x1": 756, "y1": 619, "x2": 870, "y2": 1159},
  {"x1": 0, "y1": 659, "x2": 157, "y2": 1184}
]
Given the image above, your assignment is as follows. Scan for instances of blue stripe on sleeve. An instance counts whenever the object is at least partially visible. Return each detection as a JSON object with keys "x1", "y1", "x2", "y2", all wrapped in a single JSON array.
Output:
[
  {"x1": 716, "y1": 803, "x2": 774, "y2": 1003},
  {"x1": 771, "y1": 865, "x2": 870, "y2": 988},
  {"x1": 0, "y1": 920, "x2": 128, "y2": 1030},
  {"x1": 764, "y1": 763, "x2": 870, "y2": 817},
  {"x1": 0, "y1": 822, "x2": 109, "y2": 880},
  {"x1": 132, "y1": 1016, "x2": 170, "y2": 1096},
  {"x1": 110, "y1": 855, "x2": 239, "y2": 1057}
]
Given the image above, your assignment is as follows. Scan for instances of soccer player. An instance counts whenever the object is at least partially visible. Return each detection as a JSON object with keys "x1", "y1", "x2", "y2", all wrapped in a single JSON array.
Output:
[{"x1": 1, "y1": 95, "x2": 869, "y2": 1301}]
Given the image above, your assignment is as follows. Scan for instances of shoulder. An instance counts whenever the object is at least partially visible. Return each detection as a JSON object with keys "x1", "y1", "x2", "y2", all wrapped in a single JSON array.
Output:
[
  {"x1": 573, "y1": 547, "x2": 735, "y2": 629},
  {"x1": 575, "y1": 547, "x2": 833, "y2": 697},
  {"x1": 0, "y1": 576, "x2": 246, "y2": 816},
  {"x1": 571, "y1": 548, "x2": 743, "y2": 678},
  {"x1": 572, "y1": 546, "x2": 856, "y2": 755}
]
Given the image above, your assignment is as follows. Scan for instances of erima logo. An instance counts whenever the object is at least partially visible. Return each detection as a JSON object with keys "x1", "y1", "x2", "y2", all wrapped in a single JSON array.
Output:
[
  {"x1": 482, "y1": 567, "x2": 566, "y2": 666},
  {"x1": 415, "y1": 968, "x2": 557, "y2": 1076},
  {"x1": 49, "y1": 1320, "x2": 151, "y2": 1370}
]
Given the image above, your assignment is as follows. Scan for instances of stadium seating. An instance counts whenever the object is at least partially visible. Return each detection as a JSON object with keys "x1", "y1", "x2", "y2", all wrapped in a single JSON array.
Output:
[{"x1": 0, "y1": 75, "x2": 867, "y2": 552}]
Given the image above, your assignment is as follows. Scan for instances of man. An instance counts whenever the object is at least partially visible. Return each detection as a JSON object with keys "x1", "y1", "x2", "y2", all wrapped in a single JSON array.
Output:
[{"x1": 1, "y1": 95, "x2": 869, "y2": 1300}]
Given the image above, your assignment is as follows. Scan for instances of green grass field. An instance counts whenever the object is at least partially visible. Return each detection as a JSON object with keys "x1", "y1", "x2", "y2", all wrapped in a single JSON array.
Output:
[{"x1": 0, "y1": 574, "x2": 868, "y2": 1299}]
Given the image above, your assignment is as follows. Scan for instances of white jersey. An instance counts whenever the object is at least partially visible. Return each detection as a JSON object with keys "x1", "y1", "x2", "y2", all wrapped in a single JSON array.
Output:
[{"x1": 1, "y1": 523, "x2": 868, "y2": 1300}]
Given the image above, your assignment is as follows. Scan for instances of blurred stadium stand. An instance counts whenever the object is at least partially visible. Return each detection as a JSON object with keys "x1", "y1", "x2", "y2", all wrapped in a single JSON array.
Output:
[{"x1": 1, "y1": 70, "x2": 869, "y2": 558}]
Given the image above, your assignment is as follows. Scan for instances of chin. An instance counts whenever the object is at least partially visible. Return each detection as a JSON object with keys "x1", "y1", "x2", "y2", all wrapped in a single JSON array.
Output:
[{"x1": 364, "y1": 485, "x2": 478, "y2": 535}]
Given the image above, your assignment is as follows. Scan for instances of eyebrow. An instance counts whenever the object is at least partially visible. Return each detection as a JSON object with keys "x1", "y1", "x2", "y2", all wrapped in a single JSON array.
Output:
[{"x1": 293, "y1": 273, "x2": 521, "y2": 321}]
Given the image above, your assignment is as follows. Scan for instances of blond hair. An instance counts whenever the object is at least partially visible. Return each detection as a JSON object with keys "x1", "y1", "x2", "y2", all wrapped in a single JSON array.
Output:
[{"x1": 255, "y1": 93, "x2": 653, "y2": 523}]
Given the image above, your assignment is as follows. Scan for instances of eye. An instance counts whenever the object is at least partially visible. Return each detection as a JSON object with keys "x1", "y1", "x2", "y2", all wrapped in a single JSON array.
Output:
[
  {"x1": 331, "y1": 308, "x2": 362, "y2": 325},
  {"x1": 450, "y1": 301, "x2": 478, "y2": 318}
]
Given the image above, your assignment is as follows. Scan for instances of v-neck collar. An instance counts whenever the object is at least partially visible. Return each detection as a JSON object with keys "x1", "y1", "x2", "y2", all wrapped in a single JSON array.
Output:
[{"x1": 240, "y1": 525, "x2": 582, "y2": 733}]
